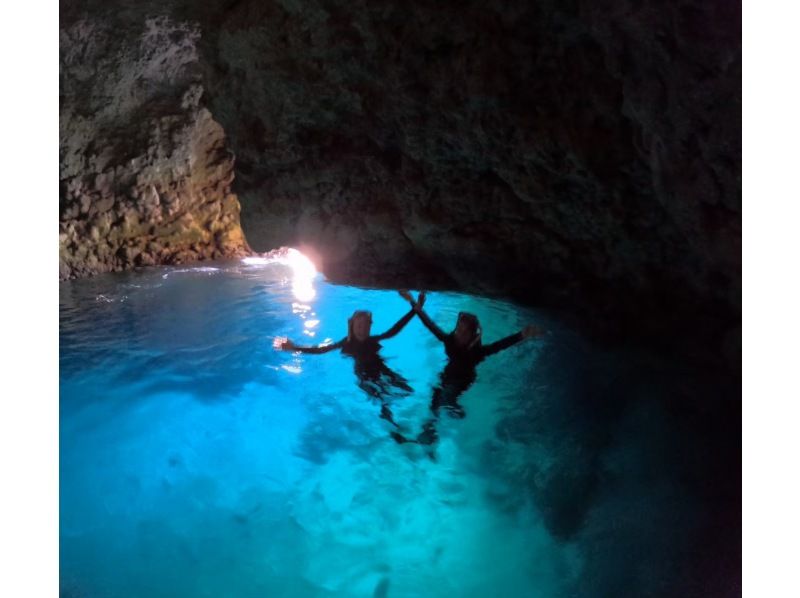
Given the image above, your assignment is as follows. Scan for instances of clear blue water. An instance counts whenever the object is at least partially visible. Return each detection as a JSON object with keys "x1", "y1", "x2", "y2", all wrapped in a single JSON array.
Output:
[{"x1": 60, "y1": 258, "x2": 739, "y2": 597}]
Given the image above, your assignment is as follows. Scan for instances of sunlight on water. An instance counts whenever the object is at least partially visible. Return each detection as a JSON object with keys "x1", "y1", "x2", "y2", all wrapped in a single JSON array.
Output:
[
  {"x1": 243, "y1": 249, "x2": 319, "y2": 302},
  {"x1": 59, "y1": 257, "x2": 731, "y2": 597}
]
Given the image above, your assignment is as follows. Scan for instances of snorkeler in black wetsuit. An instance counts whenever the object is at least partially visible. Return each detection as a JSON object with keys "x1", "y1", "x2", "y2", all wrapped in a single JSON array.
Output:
[
  {"x1": 393, "y1": 291, "x2": 543, "y2": 444},
  {"x1": 273, "y1": 296, "x2": 424, "y2": 425}
]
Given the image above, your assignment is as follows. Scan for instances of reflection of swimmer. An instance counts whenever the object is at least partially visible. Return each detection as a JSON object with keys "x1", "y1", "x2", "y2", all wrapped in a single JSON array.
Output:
[
  {"x1": 393, "y1": 291, "x2": 543, "y2": 445},
  {"x1": 274, "y1": 296, "x2": 424, "y2": 425}
]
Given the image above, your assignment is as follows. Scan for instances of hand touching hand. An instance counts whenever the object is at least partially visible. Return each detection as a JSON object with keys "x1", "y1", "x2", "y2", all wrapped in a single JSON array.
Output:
[{"x1": 399, "y1": 290, "x2": 426, "y2": 311}]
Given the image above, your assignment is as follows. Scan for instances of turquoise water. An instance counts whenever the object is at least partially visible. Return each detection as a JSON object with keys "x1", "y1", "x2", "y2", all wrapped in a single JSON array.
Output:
[{"x1": 59, "y1": 258, "x2": 739, "y2": 597}]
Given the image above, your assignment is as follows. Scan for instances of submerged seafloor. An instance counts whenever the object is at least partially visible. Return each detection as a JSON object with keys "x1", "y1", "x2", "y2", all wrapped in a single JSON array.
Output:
[{"x1": 59, "y1": 258, "x2": 740, "y2": 597}]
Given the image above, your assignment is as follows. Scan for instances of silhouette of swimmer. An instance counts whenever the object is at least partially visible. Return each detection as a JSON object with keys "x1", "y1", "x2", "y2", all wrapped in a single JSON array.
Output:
[
  {"x1": 274, "y1": 297, "x2": 423, "y2": 425},
  {"x1": 393, "y1": 291, "x2": 543, "y2": 445}
]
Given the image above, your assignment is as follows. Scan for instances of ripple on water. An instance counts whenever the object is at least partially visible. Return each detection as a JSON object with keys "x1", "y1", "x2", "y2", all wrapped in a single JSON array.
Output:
[{"x1": 60, "y1": 260, "x2": 739, "y2": 598}]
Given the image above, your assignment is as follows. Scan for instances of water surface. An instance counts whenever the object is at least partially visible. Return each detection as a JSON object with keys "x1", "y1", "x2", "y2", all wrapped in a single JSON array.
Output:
[{"x1": 60, "y1": 258, "x2": 739, "y2": 597}]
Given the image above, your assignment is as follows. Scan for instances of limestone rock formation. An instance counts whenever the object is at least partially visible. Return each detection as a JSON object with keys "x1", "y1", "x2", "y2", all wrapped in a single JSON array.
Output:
[
  {"x1": 60, "y1": 0, "x2": 740, "y2": 367},
  {"x1": 59, "y1": 16, "x2": 248, "y2": 280},
  {"x1": 59, "y1": 2, "x2": 741, "y2": 594},
  {"x1": 201, "y1": 0, "x2": 740, "y2": 366}
]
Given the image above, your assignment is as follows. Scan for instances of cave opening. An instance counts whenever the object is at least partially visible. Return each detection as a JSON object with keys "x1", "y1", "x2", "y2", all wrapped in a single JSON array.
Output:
[{"x1": 58, "y1": 1, "x2": 741, "y2": 596}]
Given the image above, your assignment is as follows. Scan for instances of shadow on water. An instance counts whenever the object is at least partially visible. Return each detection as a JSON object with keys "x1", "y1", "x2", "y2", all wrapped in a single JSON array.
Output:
[
  {"x1": 485, "y1": 331, "x2": 741, "y2": 597},
  {"x1": 60, "y1": 263, "x2": 740, "y2": 597},
  {"x1": 349, "y1": 350, "x2": 415, "y2": 427},
  {"x1": 293, "y1": 353, "x2": 415, "y2": 467}
]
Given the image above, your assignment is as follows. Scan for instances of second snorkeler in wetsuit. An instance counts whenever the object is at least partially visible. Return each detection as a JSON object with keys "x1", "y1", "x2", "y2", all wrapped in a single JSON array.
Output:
[{"x1": 395, "y1": 290, "x2": 543, "y2": 444}]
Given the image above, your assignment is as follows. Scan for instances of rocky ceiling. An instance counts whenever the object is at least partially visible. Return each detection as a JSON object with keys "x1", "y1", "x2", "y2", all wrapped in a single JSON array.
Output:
[{"x1": 60, "y1": 0, "x2": 741, "y2": 367}]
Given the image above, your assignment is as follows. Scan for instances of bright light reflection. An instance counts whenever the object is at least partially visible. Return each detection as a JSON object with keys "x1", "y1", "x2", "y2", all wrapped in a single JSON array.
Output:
[
  {"x1": 286, "y1": 248, "x2": 317, "y2": 302},
  {"x1": 162, "y1": 267, "x2": 220, "y2": 279},
  {"x1": 241, "y1": 256, "x2": 269, "y2": 266},
  {"x1": 292, "y1": 281, "x2": 316, "y2": 303},
  {"x1": 284, "y1": 248, "x2": 317, "y2": 281},
  {"x1": 304, "y1": 320, "x2": 320, "y2": 329},
  {"x1": 242, "y1": 248, "x2": 319, "y2": 302}
]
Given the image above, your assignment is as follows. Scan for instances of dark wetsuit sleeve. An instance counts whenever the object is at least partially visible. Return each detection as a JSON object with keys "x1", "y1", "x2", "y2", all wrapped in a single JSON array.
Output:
[
  {"x1": 292, "y1": 338, "x2": 345, "y2": 354},
  {"x1": 415, "y1": 308, "x2": 448, "y2": 343},
  {"x1": 481, "y1": 332, "x2": 524, "y2": 357},
  {"x1": 374, "y1": 309, "x2": 416, "y2": 341}
]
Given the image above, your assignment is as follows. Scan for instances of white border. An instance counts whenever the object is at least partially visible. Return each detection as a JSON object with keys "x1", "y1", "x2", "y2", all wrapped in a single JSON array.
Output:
[
  {"x1": 743, "y1": 2, "x2": 800, "y2": 596},
  {"x1": 1, "y1": 1, "x2": 779, "y2": 595},
  {"x1": 0, "y1": 0, "x2": 59, "y2": 593}
]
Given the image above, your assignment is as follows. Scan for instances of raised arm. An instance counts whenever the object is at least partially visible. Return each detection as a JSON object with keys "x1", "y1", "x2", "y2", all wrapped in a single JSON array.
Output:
[
  {"x1": 398, "y1": 291, "x2": 448, "y2": 343},
  {"x1": 273, "y1": 337, "x2": 345, "y2": 354},
  {"x1": 373, "y1": 308, "x2": 416, "y2": 341},
  {"x1": 416, "y1": 307, "x2": 448, "y2": 343},
  {"x1": 481, "y1": 325, "x2": 543, "y2": 357}
]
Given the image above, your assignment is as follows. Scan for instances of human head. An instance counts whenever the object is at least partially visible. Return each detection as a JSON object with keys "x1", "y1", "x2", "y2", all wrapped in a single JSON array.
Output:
[
  {"x1": 348, "y1": 310, "x2": 373, "y2": 341},
  {"x1": 453, "y1": 312, "x2": 481, "y2": 348}
]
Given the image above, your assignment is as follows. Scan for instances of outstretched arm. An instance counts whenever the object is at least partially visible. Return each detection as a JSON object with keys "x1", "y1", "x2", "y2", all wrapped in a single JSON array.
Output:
[
  {"x1": 273, "y1": 337, "x2": 345, "y2": 354},
  {"x1": 398, "y1": 291, "x2": 448, "y2": 343},
  {"x1": 373, "y1": 308, "x2": 416, "y2": 341},
  {"x1": 481, "y1": 325, "x2": 543, "y2": 357}
]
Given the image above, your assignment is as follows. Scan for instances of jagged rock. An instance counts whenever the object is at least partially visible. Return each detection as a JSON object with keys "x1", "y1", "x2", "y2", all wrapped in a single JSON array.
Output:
[
  {"x1": 59, "y1": 15, "x2": 249, "y2": 280},
  {"x1": 60, "y1": 0, "x2": 740, "y2": 369}
]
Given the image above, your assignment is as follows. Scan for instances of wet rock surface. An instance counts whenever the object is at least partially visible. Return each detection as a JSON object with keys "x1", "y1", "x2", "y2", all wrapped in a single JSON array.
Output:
[
  {"x1": 60, "y1": 2, "x2": 741, "y2": 595},
  {"x1": 61, "y1": 0, "x2": 740, "y2": 367},
  {"x1": 59, "y1": 16, "x2": 249, "y2": 280}
]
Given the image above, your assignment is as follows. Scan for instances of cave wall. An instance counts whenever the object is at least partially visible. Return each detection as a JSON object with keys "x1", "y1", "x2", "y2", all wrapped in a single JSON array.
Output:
[
  {"x1": 60, "y1": 0, "x2": 740, "y2": 365},
  {"x1": 59, "y1": 15, "x2": 248, "y2": 279}
]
